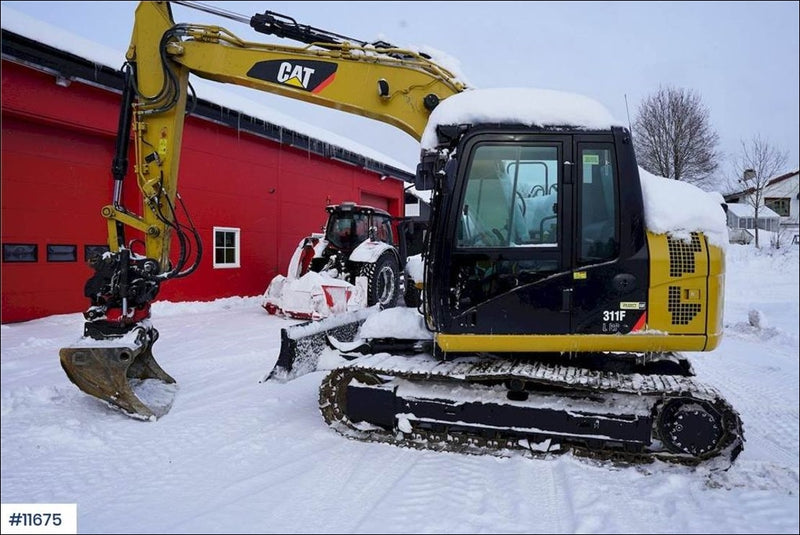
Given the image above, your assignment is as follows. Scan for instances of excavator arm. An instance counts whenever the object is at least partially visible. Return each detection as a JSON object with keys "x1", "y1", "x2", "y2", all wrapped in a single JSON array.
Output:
[
  {"x1": 58, "y1": 0, "x2": 464, "y2": 420},
  {"x1": 123, "y1": 0, "x2": 463, "y2": 273}
]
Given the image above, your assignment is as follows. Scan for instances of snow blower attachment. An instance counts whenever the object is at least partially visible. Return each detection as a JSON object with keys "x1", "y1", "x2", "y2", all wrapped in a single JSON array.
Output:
[{"x1": 59, "y1": 323, "x2": 177, "y2": 420}]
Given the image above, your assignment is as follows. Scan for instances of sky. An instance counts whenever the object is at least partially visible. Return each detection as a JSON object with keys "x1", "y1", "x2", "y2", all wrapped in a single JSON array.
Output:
[
  {"x1": 2, "y1": 0, "x2": 798, "y2": 189},
  {"x1": 2, "y1": 241, "x2": 798, "y2": 533}
]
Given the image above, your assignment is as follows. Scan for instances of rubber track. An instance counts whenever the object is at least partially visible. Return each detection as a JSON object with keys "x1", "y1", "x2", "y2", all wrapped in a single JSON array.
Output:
[{"x1": 319, "y1": 353, "x2": 744, "y2": 470}]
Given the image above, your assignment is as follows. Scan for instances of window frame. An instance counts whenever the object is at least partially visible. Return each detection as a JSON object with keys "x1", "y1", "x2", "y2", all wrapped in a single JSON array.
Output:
[
  {"x1": 765, "y1": 197, "x2": 790, "y2": 217},
  {"x1": 456, "y1": 143, "x2": 562, "y2": 250},
  {"x1": 46, "y1": 244, "x2": 78, "y2": 263},
  {"x1": 213, "y1": 227, "x2": 241, "y2": 269},
  {"x1": 577, "y1": 143, "x2": 619, "y2": 266},
  {"x1": 2, "y1": 243, "x2": 38, "y2": 263},
  {"x1": 84, "y1": 244, "x2": 111, "y2": 263}
]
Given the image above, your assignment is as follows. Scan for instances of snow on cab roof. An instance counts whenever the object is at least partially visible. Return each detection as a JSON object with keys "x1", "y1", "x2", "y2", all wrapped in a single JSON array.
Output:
[
  {"x1": 421, "y1": 87, "x2": 625, "y2": 150},
  {"x1": 421, "y1": 88, "x2": 728, "y2": 248}
]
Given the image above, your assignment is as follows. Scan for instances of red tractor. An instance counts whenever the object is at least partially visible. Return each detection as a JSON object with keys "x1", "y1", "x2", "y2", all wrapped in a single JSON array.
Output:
[{"x1": 263, "y1": 202, "x2": 421, "y2": 320}]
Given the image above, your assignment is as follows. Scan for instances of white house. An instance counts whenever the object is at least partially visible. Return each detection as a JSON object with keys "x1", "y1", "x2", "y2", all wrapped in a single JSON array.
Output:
[{"x1": 724, "y1": 169, "x2": 799, "y2": 245}]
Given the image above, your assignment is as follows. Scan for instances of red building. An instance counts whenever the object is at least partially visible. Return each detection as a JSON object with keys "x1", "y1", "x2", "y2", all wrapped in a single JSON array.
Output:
[{"x1": 1, "y1": 28, "x2": 413, "y2": 323}]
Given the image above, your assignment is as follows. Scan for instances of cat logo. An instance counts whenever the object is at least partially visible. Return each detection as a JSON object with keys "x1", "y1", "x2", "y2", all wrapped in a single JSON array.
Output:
[{"x1": 247, "y1": 60, "x2": 338, "y2": 94}]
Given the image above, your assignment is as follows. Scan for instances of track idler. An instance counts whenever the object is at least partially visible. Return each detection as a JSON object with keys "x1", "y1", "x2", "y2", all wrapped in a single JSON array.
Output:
[{"x1": 59, "y1": 324, "x2": 177, "y2": 420}]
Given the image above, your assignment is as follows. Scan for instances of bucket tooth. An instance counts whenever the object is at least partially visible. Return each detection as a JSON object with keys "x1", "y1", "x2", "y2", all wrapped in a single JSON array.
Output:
[{"x1": 59, "y1": 327, "x2": 177, "y2": 420}]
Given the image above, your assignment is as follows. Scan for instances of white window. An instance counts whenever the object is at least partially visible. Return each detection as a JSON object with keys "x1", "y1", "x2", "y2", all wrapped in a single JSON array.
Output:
[{"x1": 213, "y1": 227, "x2": 240, "y2": 268}]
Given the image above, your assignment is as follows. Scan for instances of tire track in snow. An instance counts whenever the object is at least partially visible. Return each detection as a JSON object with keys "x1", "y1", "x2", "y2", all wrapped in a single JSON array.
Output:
[{"x1": 340, "y1": 450, "x2": 570, "y2": 534}]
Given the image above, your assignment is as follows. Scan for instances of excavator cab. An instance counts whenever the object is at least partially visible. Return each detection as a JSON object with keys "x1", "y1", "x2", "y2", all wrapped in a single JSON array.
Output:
[{"x1": 423, "y1": 125, "x2": 650, "y2": 346}]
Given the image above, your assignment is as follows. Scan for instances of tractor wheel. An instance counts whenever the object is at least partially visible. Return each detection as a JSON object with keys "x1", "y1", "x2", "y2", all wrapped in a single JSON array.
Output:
[{"x1": 359, "y1": 253, "x2": 400, "y2": 308}]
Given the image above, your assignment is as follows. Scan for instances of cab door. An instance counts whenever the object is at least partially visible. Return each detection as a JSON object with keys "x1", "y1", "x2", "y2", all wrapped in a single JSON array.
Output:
[
  {"x1": 570, "y1": 135, "x2": 649, "y2": 335},
  {"x1": 429, "y1": 132, "x2": 575, "y2": 336}
]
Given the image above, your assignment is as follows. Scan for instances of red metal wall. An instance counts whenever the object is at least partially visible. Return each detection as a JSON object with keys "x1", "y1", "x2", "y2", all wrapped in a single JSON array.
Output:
[{"x1": 1, "y1": 60, "x2": 404, "y2": 323}]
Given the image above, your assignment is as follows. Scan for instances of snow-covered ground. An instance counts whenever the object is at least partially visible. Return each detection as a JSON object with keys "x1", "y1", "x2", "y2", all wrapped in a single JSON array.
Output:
[{"x1": 1, "y1": 243, "x2": 798, "y2": 534}]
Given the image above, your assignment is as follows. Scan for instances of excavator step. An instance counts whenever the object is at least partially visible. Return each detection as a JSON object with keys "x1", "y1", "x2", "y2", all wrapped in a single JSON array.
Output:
[
  {"x1": 59, "y1": 324, "x2": 177, "y2": 420},
  {"x1": 318, "y1": 353, "x2": 744, "y2": 469}
]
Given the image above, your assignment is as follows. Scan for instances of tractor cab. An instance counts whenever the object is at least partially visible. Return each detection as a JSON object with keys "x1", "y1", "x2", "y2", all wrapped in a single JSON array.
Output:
[{"x1": 324, "y1": 202, "x2": 394, "y2": 251}]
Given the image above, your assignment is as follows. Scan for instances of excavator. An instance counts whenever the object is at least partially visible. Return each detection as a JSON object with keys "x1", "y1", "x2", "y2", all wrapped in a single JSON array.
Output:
[{"x1": 58, "y1": 1, "x2": 744, "y2": 468}]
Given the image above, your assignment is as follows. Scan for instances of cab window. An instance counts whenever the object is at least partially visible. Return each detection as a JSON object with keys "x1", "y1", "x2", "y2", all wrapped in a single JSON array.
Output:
[{"x1": 579, "y1": 146, "x2": 618, "y2": 264}]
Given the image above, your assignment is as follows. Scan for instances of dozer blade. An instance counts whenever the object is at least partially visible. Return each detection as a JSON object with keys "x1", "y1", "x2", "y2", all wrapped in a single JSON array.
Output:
[
  {"x1": 262, "y1": 306, "x2": 379, "y2": 383},
  {"x1": 59, "y1": 325, "x2": 177, "y2": 420}
]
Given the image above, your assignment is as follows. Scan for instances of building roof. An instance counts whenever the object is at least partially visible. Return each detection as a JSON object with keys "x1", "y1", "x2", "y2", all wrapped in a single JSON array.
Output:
[
  {"x1": 726, "y1": 203, "x2": 781, "y2": 219},
  {"x1": 724, "y1": 169, "x2": 799, "y2": 201},
  {"x1": 0, "y1": 6, "x2": 415, "y2": 182}
]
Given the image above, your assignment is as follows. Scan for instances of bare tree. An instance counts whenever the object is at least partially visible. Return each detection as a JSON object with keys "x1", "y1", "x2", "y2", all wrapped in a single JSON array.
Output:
[
  {"x1": 633, "y1": 86, "x2": 720, "y2": 185},
  {"x1": 730, "y1": 135, "x2": 788, "y2": 249}
]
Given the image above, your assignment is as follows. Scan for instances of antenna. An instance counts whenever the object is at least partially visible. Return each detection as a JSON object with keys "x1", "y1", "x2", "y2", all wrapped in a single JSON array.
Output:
[{"x1": 624, "y1": 93, "x2": 633, "y2": 132}]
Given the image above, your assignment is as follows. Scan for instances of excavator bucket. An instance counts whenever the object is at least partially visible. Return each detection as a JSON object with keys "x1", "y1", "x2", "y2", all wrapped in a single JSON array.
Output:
[
  {"x1": 59, "y1": 325, "x2": 177, "y2": 420},
  {"x1": 263, "y1": 306, "x2": 379, "y2": 383}
]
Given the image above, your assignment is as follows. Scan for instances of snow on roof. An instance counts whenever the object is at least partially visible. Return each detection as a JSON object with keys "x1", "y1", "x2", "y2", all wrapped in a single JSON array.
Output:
[
  {"x1": 0, "y1": 6, "x2": 413, "y2": 174},
  {"x1": 639, "y1": 167, "x2": 729, "y2": 249},
  {"x1": 421, "y1": 87, "x2": 625, "y2": 150},
  {"x1": 726, "y1": 202, "x2": 781, "y2": 219},
  {"x1": 725, "y1": 168, "x2": 799, "y2": 199}
]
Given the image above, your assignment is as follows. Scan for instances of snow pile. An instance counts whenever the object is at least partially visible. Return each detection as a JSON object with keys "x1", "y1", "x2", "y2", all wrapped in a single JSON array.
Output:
[
  {"x1": 404, "y1": 254, "x2": 425, "y2": 284},
  {"x1": 748, "y1": 309, "x2": 768, "y2": 329},
  {"x1": 421, "y1": 87, "x2": 624, "y2": 149},
  {"x1": 358, "y1": 306, "x2": 432, "y2": 340},
  {"x1": 262, "y1": 271, "x2": 366, "y2": 320},
  {"x1": 639, "y1": 167, "x2": 729, "y2": 249}
]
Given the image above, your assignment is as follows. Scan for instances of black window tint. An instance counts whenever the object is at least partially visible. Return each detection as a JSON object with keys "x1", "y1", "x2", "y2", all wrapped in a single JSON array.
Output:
[
  {"x1": 47, "y1": 244, "x2": 77, "y2": 262},
  {"x1": 3, "y1": 243, "x2": 38, "y2": 263},
  {"x1": 579, "y1": 146, "x2": 618, "y2": 264}
]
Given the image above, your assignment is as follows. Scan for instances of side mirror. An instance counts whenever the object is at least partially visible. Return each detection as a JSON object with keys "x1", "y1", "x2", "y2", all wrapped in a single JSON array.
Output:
[{"x1": 415, "y1": 150, "x2": 446, "y2": 191}]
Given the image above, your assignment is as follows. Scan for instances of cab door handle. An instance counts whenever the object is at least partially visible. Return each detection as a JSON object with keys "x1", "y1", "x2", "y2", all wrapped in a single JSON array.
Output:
[{"x1": 561, "y1": 288, "x2": 573, "y2": 312}]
